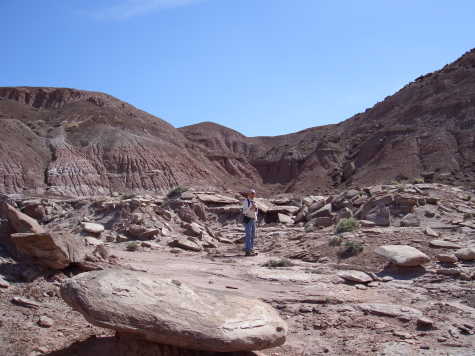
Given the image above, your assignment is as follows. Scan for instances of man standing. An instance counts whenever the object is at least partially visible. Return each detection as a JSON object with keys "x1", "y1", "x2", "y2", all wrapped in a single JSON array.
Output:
[{"x1": 242, "y1": 189, "x2": 258, "y2": 256}]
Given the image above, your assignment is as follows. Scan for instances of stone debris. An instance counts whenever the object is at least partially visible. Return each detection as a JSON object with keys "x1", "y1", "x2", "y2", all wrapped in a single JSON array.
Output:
[
  {"x1": 11, "y1": 296, "x2": 41, "y2": 309},
  {"x1": 357, "y1": 303, "x2": 422, "y2": 319},
  {"x1": 38, "y1": 316, "x2": 54, "y2": 328},
  {"x1": 455, "y1": 247, "x2": 475, "y2": 261},
  {"x1": 435, "y1": 254, "x2": 458, "y2": 263},
  {"x1": 375, "y1": 245, "x2": 430, "y2": 267},
  {"x1": 425, "y1": 226, "x2": 439, "y2": 237},
  {"x1": 429, "y1": 239, "x2": 462, "y2": 249},
  {"x1": 337, "y1": 270, "x2": 373, "y2": 284},
  {"x1": 0, "y1": 276, "x2": 10, "y2": 288},
  {"x1": 82, "y1": 222, "x2": 105, "y2": 234}
]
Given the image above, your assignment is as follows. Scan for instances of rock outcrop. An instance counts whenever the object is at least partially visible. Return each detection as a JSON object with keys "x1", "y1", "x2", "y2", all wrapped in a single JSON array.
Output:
[{"x1": 60, "y1": 269, "x2": 287, "y2": 352}]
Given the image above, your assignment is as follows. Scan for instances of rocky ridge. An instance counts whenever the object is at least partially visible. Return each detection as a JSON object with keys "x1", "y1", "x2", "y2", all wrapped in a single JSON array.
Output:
[{"x1": 1, "y1": 48, "x2": 475, "y2": 197}]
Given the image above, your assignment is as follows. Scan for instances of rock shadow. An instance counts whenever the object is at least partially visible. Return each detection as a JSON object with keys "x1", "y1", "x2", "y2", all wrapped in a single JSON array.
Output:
[
  {"x1": 45, "y1": 335, "x2": 263, "y2": 356},
  {"x1": 376, "y1": 263, "x2": 426, "y2": 280}
]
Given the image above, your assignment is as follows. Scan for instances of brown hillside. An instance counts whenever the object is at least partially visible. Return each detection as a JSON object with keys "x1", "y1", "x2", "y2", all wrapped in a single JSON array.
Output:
[{"x1": 1, "y1": 49, "x2": 475, "y2": 196}]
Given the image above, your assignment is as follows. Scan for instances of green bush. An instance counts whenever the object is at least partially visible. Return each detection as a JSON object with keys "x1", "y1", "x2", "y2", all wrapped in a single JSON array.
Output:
[
  {"x1": 167, "y1": 186, "x2": 188, "y2": 199},
  {"x1": 335, "y1": 218, "x2": 360, "y2": 234},
  {"x1": 262, "y1": 258, "x2": 295, "y2": 268},
  {"x1": 126, "y1": 242, "x2": 140, "y2": 251},
  {"x1": 338, "y1": 240, "x2": 364, "y2": 258},
  {"x1": 414, "y1": 177, "x2": 425, "y2": 184}
]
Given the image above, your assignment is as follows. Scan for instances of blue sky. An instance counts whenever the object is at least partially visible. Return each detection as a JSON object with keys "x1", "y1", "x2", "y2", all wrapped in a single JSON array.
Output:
[{"x1": 1, "y1": 1, "x2": 474, "y2": 136}]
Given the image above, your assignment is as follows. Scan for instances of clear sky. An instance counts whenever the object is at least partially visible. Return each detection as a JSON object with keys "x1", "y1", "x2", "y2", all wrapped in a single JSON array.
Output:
[{"x1": 1, "y1": 1, "x2": 474, "y2": 136}]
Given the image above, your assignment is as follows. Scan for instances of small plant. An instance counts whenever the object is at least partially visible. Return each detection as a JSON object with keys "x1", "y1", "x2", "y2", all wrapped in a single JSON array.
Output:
[
  {"x1": 414, "y1": 177, "x2": 425, "y2": 184},
  {"x1": 338, "y1": 240, "x2": 364, "y2": 258},
  {"x1": 262, "y1": 258, "x2": 295, "y2": 268},
  {"x1": 335, "y1": 218, "x2": 360, "y2": 234},
  {"x1": 167, "y1": 186, "x2": 188, "y2": 200},
  {"x1": 126, "y1": 242, "x2": 140, "y2": 251},
  {"x1": 329, "y1": 236, "x2": 343, "y2": 246}
]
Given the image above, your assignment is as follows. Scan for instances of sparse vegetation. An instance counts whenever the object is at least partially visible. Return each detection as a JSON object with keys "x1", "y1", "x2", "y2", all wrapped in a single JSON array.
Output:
[
  {"x1": 414, "y1": 177, "x2": 425, "y2": 184},
  {"x1": 338, "y1": 240, "x2": 364, "y2": 258},
  {"x1": 335, "y1": 217, "x2": 360, "y2": 234},
  {"x1": 329, "y1": 236, "x2": 343, "y2": 246},
  {"x1": 262, "y1": 258, "x2": 295, "y2": 268},
  {"x1": 167, "y1": 186, "x2": 188, "y2": 200},
  {"x1": 126, "y1": 242, "x2": 140, "y2": 251}
]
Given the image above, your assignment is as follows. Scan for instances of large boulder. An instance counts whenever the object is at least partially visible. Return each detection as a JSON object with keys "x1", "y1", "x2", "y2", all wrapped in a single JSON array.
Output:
[
  {"x1": 10, "y1": 231, "x2": 86, "y2": 269},
  {"x1": 375, "y1": 245, "x2": 430, "y2": 267},
  {"x1": 61, "y1": 270, "x2": 287, "y2": 352},
  {"x1": 2, "y1": 203, "x2": 45, "y2": 234}
]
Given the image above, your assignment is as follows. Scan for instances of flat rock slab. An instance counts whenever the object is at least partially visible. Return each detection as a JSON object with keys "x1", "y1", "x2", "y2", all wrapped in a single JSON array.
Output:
[
  {"x1": 169, "y1": 237, "x2": 202, "y2": 252},
  {"x1": 429, "y1": 240, "x2": 462, "y2": 249},
  {"x1": 375, "y1": 245, "x2": 430, "y2": 267},
  {"x1": 337, "y1": 270, "x2": 372, "y2": 284},
  {"x1": 60, "y1": 269, "x2": 287, "y2": 352},
  {"x1": 357, "y1": 303, "x2": 422, "y2": 319},
  {"x1": 196, "y1": 194, "x2": 239, "y2": 205}
]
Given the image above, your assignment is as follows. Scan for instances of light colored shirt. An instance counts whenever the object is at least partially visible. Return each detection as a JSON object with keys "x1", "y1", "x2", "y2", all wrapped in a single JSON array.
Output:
[{"x1": 242, "y1": 198, "x2": 258, "y2": 220}]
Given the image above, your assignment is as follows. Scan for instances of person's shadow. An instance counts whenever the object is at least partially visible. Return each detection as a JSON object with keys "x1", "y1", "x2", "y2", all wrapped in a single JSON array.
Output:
[{"x1": 45, "y1": 334, "x2": 264, "y2": 356}]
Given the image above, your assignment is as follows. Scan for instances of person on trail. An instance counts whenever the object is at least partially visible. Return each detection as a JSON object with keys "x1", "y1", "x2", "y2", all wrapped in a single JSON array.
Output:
[{"x1": 242, "y1": 189, "x2": 258, "y2": 256}]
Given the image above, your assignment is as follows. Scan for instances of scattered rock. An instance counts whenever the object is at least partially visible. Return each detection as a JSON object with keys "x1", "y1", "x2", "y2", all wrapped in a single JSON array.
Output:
[
  {"x1": 424, "y1": 226, "x2": 439, "y2": 237},
  {"x1": 357, "y1": 303, "x2": 422, "y2": 319},
  {"x1": 400, "y1": 213, "x2": 420, "y2": 227},
  {"x1": 375, "y1": 245, "x2": 430, "y2": 267},
  {"x1": 82, "y1": 222, "x2": 104, "y2": 234},
  {"x1": 0, "y1": 276, "x2": 10, "y2": 288},
  {"x1": 429, "y1": 239, "x2": 462, "y2": 249},
  {"x1": 168, "y1": 237, "x2": 202, "y2": 252},
  {"x1": 337, "y1": 270, "x2": 372, "y2": 284},
  {"x1": 38, "y1": 316, "x2": 54, "y2": 328},
  {"x1": 455, "y1": 247, "x2": 475, "y2": 261},
  {"x1": 11, "y1": 296, "x2": 40, "y2": 309},
  {"x1": 277, "y1": 213, "x2": 293, "y2": 224},
  {"x1": 435, "y1": 254, "x2": 458, "y2": 263},
  {"x1": 360, "y1": 220, "x2": 376, "y2": 228},
  {"x1": 61, "y1": 269, "x2": 287, "y2": 352}
]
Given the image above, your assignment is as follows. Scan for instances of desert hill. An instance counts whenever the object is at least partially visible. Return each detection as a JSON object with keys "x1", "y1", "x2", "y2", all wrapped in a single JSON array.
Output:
[{"x1": 1, "y1": 48, "x2": 475, "y2": 197}]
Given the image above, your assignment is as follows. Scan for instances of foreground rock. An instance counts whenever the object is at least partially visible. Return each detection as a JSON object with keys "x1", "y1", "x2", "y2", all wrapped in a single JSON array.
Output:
[
  {"x1": 455, "y1": 247, "x2": 475, "y2": 261},
  {"x1": 375, "y1": 245, "x2": 430, "y2": 267},
  {"x1": 61, "y1": 269, "x2": 287, "y2": 352},
  {"x1": 2, "y1": 203, "x2": 46, "y2": 234},
  {"x1": 11, "y1": 232, "x2": 86, "y2": 269}
]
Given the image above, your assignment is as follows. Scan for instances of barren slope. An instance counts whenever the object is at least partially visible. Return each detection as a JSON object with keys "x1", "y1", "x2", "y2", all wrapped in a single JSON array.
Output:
[{"x1": 1, "y1": 48, "x2": 475, "y2": 197}]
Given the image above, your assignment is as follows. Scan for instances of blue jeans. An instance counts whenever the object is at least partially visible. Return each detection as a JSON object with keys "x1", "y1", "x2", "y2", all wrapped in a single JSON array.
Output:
[{"x1": 244, "y1": 219, "x2": 256, "y2": 252}]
